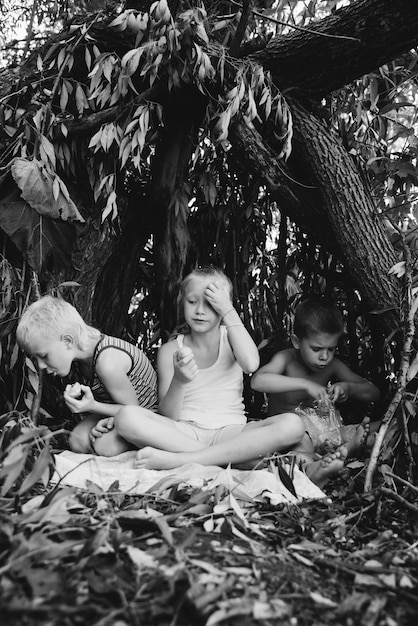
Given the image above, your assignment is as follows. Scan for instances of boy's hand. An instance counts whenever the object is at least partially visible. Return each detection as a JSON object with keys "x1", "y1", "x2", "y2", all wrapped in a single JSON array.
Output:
[
  {"x1": 304, "y1": 380, "x2": 328, "y2": 402},
  {"x1": 89, "y1": 417, "x2": 114, "y2": 445},
  {"x1": 173, "y1": 347, "x2": 198, "y2": 384},
  {"x1": 204, "y1": 281, "x2": 233, "y2": 317},
  {"x1": 64, "y1": 384, "x2": 94, "y2": 413},
  {"x1": 65, "y1": 382, "x2": 83, "y2": 399},
  {"x1": 329, "y1": 382, "x2": 349, "y2": 403}
]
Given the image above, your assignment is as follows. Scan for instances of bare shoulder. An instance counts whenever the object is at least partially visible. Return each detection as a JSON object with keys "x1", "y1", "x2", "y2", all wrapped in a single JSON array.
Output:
[
  {"x1": 157, "y1": 338, "x2": 178, "y2": 363},
  {"x1": 260, "y1": 347, "x2": 295, "y2": 372},
  {"x1": 272, "y1": 347, "x2": 297, "y2": 365},
  {"x1": 331, "y1": 357, "x2": 371, "y2": 382},
  {"x1": 331, "y1": 357, "x2": 356, "y2": 377},
  {"x1": 95, "y1": 346, "x2": 131, "y2": 376}
]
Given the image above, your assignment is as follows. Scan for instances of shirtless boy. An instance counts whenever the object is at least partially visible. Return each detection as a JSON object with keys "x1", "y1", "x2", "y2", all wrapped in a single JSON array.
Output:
[{"x1": 251, "y1": 297, "x2": 380, "y2": 460}]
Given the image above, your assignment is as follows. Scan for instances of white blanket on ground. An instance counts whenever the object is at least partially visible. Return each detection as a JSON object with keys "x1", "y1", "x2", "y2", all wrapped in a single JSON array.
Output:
[{"x1": 52, "y1": 450, "x2": 326, "y2": 505}]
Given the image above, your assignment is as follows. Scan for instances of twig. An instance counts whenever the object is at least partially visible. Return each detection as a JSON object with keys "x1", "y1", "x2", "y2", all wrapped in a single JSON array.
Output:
[
  {"x1": 384, "y1": 470, "x2": 418, "y2": 496},
  {"x1": 229, "y1": 0, "x2": 251, "y2": 57},
  {"x1": 21, "y1": 0, "x2": 38, "y2": 62},
  {"x1": 310, "y1": 554, "x2": 418, "y2": 592},
  {"x1": 28, "y1": 270, "x2": 43, "y2": 425},
  {"x1": 364, "y1": 231, "x2": 417, "y2": 491},
  {"x1": 252, "y1": 9, "x2": 360, "y2": 42},
  {"x1": 30, "y1": 369, "x2": 44, "y2": 426},
  {"x1": 3, "y1": 603, "x2": 107, "y2": 616},
  {"x1": 380, "y1": 486, "x2": 418, "y2": 514},
  {"x1": 401, "y1": 400, "x2": 414, "y2": 482},
  {"x1": 397, "y1": 235, "x2": 416, "y2": 482}
]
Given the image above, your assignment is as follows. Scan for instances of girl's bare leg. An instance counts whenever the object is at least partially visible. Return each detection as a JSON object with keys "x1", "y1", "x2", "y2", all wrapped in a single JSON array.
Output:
[
  {"x1": 134, "y1": 412, "x2": 305, "y2": 470},
  {"x1": 115, "y1": 406, "x2": 206, "y2": 453}
]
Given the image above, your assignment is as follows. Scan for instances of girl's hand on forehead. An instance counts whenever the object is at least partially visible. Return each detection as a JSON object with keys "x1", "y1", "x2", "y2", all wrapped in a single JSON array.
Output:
[{"x1": 204, "y1": 281, "x2": 232, "y2": 316}]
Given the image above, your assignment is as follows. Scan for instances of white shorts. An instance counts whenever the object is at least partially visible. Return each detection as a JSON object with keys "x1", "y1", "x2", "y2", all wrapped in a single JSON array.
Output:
[{"x1": 174, "y1": 421, "x2": 246, "y2": 446}]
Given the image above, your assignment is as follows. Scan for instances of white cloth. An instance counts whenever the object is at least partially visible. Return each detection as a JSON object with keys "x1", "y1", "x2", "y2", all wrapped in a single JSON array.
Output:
[
  {"x1": 175, "y1": 327, "x2": 246, "y2": 429},
  {"x1": 52, "y1": 450, "x2": 327, "y2": 505}
]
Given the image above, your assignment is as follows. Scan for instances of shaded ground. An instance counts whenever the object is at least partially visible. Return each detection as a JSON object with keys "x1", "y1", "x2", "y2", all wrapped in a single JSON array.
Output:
[{"x1": 1, "y1": 458, "x2": 418, "y2": 626}]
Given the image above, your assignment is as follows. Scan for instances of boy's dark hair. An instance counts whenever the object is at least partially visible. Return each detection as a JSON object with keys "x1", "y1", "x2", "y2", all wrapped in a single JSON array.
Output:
[{"x1": 293, "y1": 297, "x2": 344, "y2": 339}]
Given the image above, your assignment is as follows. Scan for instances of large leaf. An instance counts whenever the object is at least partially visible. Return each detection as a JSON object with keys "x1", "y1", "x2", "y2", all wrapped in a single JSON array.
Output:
[
  {"x1": 0, "y1": 187, "x2": 76, "y2": 273},
  {"x1": 11, "y1": 157, "x2": 85, "y2": 222}
]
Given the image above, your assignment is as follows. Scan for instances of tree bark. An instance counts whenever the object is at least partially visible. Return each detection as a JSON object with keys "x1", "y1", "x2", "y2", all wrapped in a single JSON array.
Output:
[
  {"x1": 62, "y1": 218, "x2": 116, "y2": 326},
  {"x1": 251, "y1": 0, "x2": 418, "y2": 99},
  {"x1": 231, "y1": 104, "x2": 401, "y2": 341},
  {"x1": 0, "y1": 0, "x2": 414, "y2": 342},
  {"x1": 289, "y1": 99, "x2": 401, "y2": 336},
  {"x1": 149, "y1": 87, "x2": 207, "y2": 337},
  {"x1": 229, "y1": 120, "x2": 338, "y2": 249},
  {"x1": 91, "y1": 199, "x2": 154, "y2": 337}
]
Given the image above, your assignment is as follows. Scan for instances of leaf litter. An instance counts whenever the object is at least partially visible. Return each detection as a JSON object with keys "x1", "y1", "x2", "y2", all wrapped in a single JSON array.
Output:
[{"x1": 1, "y1": 450, "x2": 418, "y2": 626}]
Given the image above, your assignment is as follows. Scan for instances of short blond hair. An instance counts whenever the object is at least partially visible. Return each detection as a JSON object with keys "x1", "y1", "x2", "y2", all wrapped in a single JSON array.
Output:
[
  {"x1": 180, "y1": 265, "x2": 233, "y2": 300},
  {"x1": 17, "y1": 295, "x2": 101, "y2": 352},
  {"x1": 174, "y1": 265, "x2": 234, "y2": 335}
]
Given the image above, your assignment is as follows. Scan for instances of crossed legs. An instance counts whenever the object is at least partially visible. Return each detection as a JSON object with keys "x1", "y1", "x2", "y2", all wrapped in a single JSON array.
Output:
[
  {"x1": 69, "y1": 414, "x2": 135, "y2": 456},
  {"x1": 71, "y1": 408, "x2": 367, "y2": 489},
  {"x1": 118, "y1": 411, "x2": 306, "y2": 470}
]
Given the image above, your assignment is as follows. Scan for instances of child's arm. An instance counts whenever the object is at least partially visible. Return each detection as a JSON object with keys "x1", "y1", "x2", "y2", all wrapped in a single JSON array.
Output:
[
  {"x1": 251, "y1": 351, "x2": 328, "y2": 401},
  {"x1": 204, "y1": 282, "x2": 260, "y2": 373},
  {"x1": 63, "y1": 348, "x2": 138, "y2": 417},
  {"x1": 157, "y1": 340, "x2": 198, "y2": 419},
  {"x1": 329, "y1": 359, "x2": 380, "y2": 404}
]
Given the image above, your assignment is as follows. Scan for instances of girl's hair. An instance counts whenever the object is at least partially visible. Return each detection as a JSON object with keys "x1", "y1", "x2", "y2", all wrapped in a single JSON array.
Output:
[
  {"x1": 293, "y1": 297, "x2": 344, "y2": 339},
  {"x1": 174, "y1": 265, "x2": 233, "y2": 336},
  {"x1": 16, "y1": 295, "x2": 101, "y2": 352}
]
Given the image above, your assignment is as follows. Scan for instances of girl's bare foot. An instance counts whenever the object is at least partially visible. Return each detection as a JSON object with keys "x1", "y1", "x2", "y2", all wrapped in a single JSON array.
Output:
[
  {"x1": 134, "y1": 446, "x2": 186, "y2": 470},
  {"x1": 304, "y1": 445, "x2": 348, "y2": 488}
]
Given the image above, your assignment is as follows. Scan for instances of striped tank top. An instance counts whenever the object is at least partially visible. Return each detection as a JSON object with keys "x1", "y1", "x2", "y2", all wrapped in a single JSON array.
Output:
[{"x1": 90, "y1": 334, "x2": 158, "y2": 411}]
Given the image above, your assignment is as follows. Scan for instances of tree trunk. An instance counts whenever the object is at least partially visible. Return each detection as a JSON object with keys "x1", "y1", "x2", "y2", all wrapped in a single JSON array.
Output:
[
  {"x1": 149, "y1": 87, "x2": 207, "y2": 337},
  {"x1": 0, "y1": 0, "x2": 415, "y2": 342},
  {"x1": 289, "y1": 99, "x2": 400, "y2": 337},
  {"x1": 55, "y1": 217, "x2": 116, "y2": 327},
  {"x1": 91, "y1": 199, "x2": 154, "y2": 337},
  {"x1": 229, "y1": 120, "x2": 338, "y2": 249},
  {"x1": 230, "y1": 101, "x2": 401, "y2": 342}
]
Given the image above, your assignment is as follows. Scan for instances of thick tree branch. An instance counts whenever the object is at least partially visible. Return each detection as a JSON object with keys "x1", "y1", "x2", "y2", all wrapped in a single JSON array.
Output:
[
  {"x1": 289, "y1": 99, "x2": 401, "y2": 332},
  {"x1": 229, "y1": 119, "x2": 337, "y2": 248},
  {"x1": 250, "y1": 0, "x2": 418, "y2": 99},
  {"x1": 56, "y1": 83, "x2": 164, "y2": 137}
]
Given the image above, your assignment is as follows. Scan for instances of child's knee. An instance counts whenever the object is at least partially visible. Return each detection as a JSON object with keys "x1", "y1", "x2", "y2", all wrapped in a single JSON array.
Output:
[
  {"x1": 69, "y1": 427, "x2": 91, "y2": 454},
  {"x1": 280, "y1": 412, "x2": 306, "y2": 445},
  {"x1": 114, "y1": 406, "x2": 138, "y2": 438},
  {"x1": 92, "y1": 431, "x2": 132, "y2": 457}
]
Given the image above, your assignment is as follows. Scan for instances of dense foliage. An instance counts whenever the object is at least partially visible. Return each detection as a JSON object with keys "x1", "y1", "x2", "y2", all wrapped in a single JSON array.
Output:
[
  {"x1": 0, "y1": 0, "x2": 416, "y2": 455},
  {"x1": 0, "y1": 5, "x2": 418, "y2": 622}
]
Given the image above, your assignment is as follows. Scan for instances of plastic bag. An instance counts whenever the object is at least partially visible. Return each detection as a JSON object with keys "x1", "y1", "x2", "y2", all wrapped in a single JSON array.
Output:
[{"x1": 296, "y1": 394, "x2": 343, "y2": 453}]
